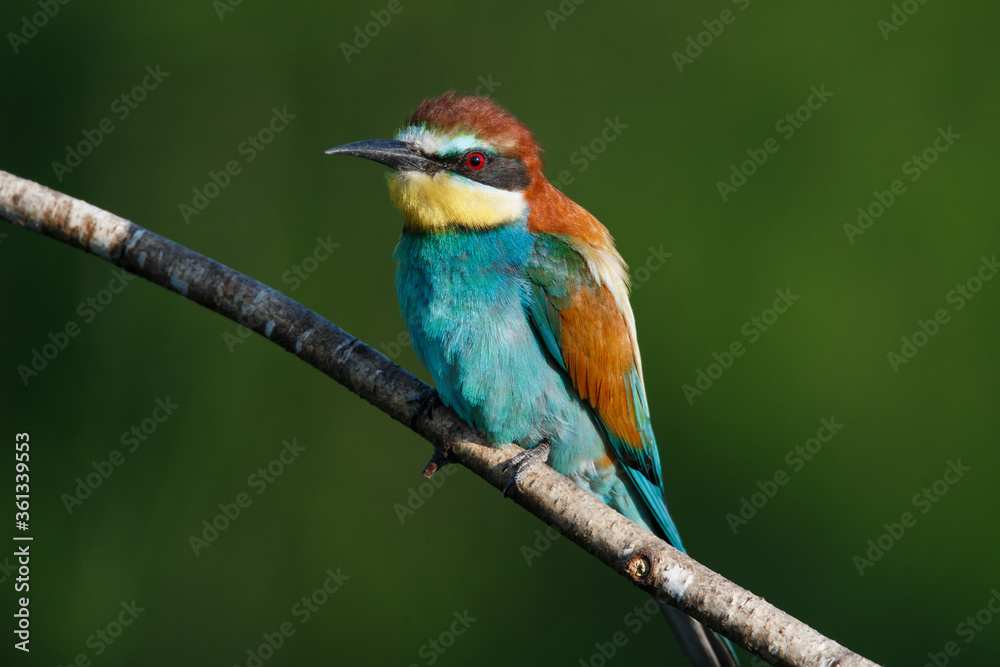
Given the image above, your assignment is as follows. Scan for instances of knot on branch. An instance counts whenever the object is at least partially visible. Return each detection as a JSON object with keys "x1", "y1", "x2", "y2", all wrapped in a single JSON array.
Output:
[{"x1": 625, "y1": 549, "x2": 654, "y2": 585}]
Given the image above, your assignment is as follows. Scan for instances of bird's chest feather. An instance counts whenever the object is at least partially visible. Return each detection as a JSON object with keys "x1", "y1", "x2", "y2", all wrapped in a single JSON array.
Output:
[{"x1": 392, "y1": 225, "x2": 561, "y2": 444}]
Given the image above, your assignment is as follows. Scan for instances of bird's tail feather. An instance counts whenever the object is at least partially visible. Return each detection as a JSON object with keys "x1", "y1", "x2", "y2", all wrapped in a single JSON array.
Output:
[{"x1": 658, "y1": 602, "x2": 739, "y2": 667}]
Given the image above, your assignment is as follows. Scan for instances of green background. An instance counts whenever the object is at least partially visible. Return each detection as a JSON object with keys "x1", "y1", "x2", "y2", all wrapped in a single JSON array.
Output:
[{"x1": 2, "y1": 1, "x2": 998, "y2": 665}]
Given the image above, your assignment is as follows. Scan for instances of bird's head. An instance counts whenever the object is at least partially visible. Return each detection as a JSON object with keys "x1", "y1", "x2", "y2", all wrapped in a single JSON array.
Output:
[{"x1": 327, "y1": 92, "x2": 545, "y2": 233}]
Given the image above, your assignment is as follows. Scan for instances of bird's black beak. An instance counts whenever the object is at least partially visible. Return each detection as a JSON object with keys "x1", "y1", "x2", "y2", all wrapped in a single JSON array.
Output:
[{"x1": 325, "y1": 139, "x2": 437, "y2": 172}]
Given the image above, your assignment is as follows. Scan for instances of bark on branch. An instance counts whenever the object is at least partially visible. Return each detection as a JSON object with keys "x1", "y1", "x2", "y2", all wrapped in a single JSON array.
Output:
[{"x1": 0, "y1": 170, "x2": 881, "y2": 667}]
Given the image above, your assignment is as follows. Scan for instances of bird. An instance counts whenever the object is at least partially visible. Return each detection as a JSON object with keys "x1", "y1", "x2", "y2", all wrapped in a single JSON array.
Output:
[{"x1": 326, "y1": 92, "x2": 738, "y2": 667}]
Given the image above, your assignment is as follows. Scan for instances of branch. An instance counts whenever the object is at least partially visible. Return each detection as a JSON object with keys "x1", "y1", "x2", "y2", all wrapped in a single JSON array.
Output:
[{"x1": 0, "y1": 170, "x2": 881, "y2": 667}]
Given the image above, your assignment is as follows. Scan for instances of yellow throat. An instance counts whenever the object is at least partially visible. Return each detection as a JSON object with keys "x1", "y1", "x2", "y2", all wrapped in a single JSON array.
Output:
[{"x1": 388, "y1": 170, "x2": 528, "y2": 232}]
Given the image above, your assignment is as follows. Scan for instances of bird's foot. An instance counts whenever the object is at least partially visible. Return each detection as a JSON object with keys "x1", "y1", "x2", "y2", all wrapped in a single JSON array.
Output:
[
  {"x1": 501, "y1": 439, "x2": 551, "y2": 497},
  {"x1": 408, "y1": 387, "x2": 441, "y2": 429}
]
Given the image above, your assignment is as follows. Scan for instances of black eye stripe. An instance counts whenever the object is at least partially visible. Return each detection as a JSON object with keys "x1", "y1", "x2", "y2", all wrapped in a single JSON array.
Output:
[{"x1": 438, "y1": 151, "x2": 530, "y2": 191}]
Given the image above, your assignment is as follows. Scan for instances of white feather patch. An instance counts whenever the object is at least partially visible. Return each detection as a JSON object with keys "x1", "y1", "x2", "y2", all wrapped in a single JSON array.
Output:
[{"x1": 396, "y1": 126, "x2": 491, "y2": 156}]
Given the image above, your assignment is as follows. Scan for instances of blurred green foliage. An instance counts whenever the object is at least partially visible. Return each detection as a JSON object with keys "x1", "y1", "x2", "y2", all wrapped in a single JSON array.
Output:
[{"x1": 2, "y1": 1, "x2": 999, "y2": 665}]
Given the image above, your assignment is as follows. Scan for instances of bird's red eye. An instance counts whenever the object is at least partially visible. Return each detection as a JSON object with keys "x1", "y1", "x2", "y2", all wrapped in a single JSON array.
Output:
[{"x1": 466, "y1": 152, "x2": 486, "y2": 170}]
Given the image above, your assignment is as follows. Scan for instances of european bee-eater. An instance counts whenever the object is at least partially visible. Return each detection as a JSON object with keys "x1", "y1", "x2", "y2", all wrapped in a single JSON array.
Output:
[{"x1": 327, "y1": 92, "x2": 737, "y2": 667}]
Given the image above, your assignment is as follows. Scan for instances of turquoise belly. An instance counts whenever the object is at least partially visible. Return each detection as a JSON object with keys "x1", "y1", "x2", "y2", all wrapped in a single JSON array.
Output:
[{"x1": 392, "y1": 223, "x2": 649, "y2": 528}]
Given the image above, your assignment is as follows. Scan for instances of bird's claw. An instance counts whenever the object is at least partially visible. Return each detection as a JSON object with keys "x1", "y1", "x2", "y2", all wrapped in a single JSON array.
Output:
[
  {"x1": 501, "y1": 439, "x2": 551, "y2": 497},
  {"x1": 408, "y1": 387, "x2": 441, "y2": 429}
]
